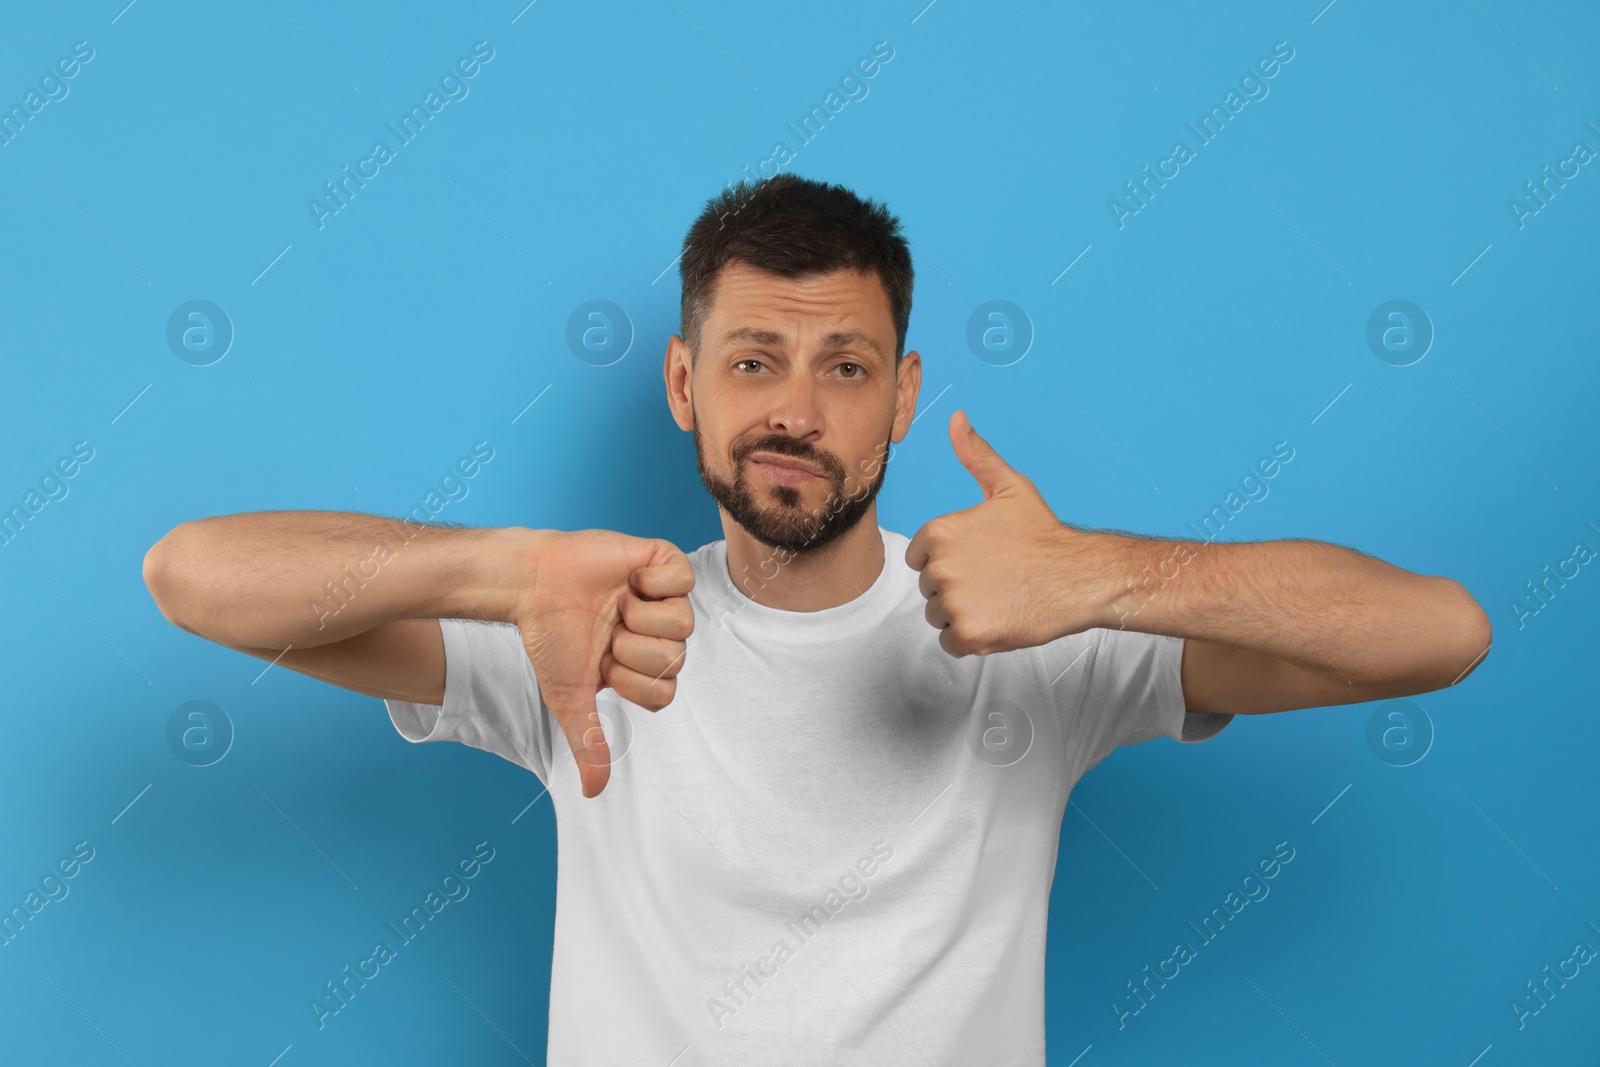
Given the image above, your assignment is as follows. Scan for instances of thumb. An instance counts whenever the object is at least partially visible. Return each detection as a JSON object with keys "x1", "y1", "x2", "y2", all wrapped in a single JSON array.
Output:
[
  {"x1": 547, "y1": 688, "x2": 611, "y2": 798},
  {"x1": 950, "y1": 409, "x2": 1020, "y2": 501}
]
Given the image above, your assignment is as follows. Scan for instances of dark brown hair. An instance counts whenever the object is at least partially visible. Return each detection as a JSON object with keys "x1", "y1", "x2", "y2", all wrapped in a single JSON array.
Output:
[{"x1": 678, "y1": 173, "x2": 914, "y2": 365}]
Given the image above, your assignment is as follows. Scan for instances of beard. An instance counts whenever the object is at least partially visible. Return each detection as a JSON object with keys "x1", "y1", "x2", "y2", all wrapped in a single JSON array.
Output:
[{"x1": 693, "y1": 416, "x2": 891, "y2": 558}]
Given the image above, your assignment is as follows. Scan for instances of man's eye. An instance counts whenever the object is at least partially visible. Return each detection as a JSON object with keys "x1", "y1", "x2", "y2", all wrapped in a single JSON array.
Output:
[
  {"x1": 735, "y1": 359, "x2": 765, "y2": 373},
  {"x1": 837, "y1": 363, "x2": 862, "y2": 378}
]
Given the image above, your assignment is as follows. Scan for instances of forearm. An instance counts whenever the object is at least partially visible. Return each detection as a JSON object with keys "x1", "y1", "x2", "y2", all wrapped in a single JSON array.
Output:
[
  {"x1": 1093, "y1": 534, "x2": 1491, "y2": 690},
  {"x1": 143, "y1": 510, "x2": 523, "y2": 650}
]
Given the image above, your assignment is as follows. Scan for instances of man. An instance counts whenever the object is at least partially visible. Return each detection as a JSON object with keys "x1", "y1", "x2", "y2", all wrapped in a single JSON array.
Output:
[{"x1": 142, "y1": 173, "x2": 1491, "y2": 1064}]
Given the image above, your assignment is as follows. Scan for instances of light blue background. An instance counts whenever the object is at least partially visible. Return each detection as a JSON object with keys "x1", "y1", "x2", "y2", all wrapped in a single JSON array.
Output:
[{"x1": 2, "y1": 1, "x2": 1595, "y2": 1063}]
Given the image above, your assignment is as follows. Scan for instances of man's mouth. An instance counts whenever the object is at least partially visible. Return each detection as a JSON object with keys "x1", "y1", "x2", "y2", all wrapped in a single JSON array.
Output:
[{"x1": 748, "y1": 452, "x2": 824, "y2": 484}]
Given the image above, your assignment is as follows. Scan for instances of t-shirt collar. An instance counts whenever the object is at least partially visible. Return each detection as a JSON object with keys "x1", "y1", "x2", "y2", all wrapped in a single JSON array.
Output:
[{"x1": 701, "y1": 525, "x2": 912, "y2": 642}]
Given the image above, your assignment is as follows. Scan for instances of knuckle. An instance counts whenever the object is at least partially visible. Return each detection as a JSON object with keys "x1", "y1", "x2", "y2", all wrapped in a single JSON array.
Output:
[
  {"x1": 949, "y1": 616, "x2": 985, "y2": 649},
  {"x1": 636, "y1": 677, "x2": 667, "y2": 711}
]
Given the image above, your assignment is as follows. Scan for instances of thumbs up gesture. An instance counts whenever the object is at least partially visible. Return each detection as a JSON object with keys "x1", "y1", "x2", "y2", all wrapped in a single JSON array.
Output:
[{"x1": 906, "y1": 410, "x2": 1118, "y2": 658}]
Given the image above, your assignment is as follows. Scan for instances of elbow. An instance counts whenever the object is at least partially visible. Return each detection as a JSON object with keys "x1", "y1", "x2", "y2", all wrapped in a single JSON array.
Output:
[
  {"x1": 143, "y1": 524, "x2": 195, "y2": 634},
  {"x1": 1439, "y1": 579, "x2": 1492, "y2": 687}
]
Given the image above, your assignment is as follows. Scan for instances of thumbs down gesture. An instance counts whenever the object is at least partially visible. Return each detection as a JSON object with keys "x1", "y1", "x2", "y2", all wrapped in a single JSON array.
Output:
[{"x1": 906, "y1": 410, "x2": 1122, "y2": 658}]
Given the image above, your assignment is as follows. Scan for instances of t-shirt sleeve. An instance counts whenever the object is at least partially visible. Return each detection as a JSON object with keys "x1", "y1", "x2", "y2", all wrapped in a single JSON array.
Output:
[
  {"x1": 1040, "y1": 626, "x2": 1233, "y2": 778},
  {"x1": 383, "y1": 617, "x2": 557, "y2": 785}
]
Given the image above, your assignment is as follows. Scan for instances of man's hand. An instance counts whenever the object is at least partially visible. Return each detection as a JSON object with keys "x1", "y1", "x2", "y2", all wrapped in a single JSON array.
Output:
[
  {"x1": 906, "y1": 410, "x2": 1121, "y2": 658},
  {"x1": 510, "y1": 529, "x2": 695, "y2": 797}
]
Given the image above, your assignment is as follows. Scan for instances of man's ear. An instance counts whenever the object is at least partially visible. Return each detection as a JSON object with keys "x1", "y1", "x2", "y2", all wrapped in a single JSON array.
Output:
[
  {"x1": 891, "y1": 349, "x2": 922, "y2": 444},
  {"x1": 664, "y1": 334, "x2": 694, "y2": 431}
]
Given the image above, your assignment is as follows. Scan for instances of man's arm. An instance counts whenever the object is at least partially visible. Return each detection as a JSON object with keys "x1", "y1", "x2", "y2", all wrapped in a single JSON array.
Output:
[
  {"x1": 225, "y1": 620, "x2": 449, "y2": 704},
  {"x1": 1100, "y1": 535, "x2": 1492, "y2": 714},
  {"x1": 905, "y1": 410, "x2": 1492, "y2": 718},
  {"x1": 141, "y1": 510, "x2": 696, "y2": 797},
  {"x1": 142, "y1": 512, "x2": 523, "y2": 704}
]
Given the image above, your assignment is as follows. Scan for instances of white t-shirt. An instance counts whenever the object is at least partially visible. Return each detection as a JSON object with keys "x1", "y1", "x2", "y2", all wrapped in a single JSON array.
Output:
[{"x1": 386, "y1": 526, "x2": 1231, "y2": 1065}]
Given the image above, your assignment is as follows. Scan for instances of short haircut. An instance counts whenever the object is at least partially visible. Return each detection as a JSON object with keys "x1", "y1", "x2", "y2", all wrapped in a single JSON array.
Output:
[{"x1": 678, "y1": 173, "x2": 914, "y2": 366}]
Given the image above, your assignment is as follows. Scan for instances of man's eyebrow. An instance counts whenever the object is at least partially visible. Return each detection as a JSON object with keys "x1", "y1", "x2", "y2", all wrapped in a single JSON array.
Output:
[
  {"x1": 820, "y1": 330, "x2": 886, "y2": 359},
  {"x1": 716, "y1": 327, "x2": 887, "y2": 360},
  {"x1": 717, "y1": 327, "x2": 786, "y2": 351}
]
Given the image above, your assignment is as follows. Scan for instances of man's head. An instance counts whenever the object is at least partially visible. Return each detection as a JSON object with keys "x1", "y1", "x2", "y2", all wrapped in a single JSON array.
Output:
[{"x1": 665, "y1": 174, "x2": 921, "y2": 557}]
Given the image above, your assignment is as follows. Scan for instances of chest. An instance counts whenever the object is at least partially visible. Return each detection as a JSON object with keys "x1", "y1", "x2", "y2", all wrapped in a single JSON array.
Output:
[{"x1": 577, "y1": 625, "x2": 1060, "y2": 866}]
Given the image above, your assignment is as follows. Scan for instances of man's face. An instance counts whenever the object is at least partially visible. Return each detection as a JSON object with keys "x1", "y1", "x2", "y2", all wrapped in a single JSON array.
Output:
[{"x1": 669, "y1": 260, "x2": 918, "y2": 557}]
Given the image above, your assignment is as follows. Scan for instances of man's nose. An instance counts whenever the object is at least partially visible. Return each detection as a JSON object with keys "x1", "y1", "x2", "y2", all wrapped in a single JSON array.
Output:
[{"x1": 766, "y1": 370, "x2": 823, "y2": 437}]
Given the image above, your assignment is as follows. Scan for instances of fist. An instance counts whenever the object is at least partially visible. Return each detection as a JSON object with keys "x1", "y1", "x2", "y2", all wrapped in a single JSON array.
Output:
[
  {"x1": 906, "y1": 411, "x2": 1114, "y2": 658},
  {"x1": 510, "y1": 529, "x2": 695, "y2": 797}
]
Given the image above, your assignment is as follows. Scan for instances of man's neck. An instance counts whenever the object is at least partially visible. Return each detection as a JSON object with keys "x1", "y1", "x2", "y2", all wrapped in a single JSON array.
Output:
[{"x1": 721, "y1": 506, "x2": 886, "y2": 612}]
